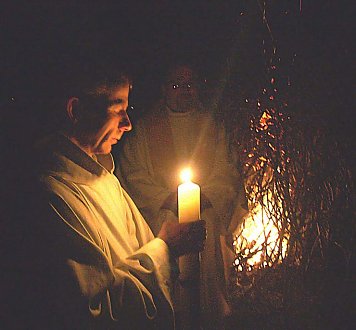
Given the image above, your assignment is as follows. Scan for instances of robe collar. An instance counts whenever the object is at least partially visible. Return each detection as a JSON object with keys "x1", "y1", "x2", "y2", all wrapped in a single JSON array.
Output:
[{"x1": 38, "y1": 133, "x2": 115, "y2": 185}]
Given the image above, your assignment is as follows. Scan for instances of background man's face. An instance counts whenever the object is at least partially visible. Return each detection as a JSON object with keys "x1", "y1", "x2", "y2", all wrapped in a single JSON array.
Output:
[
  {"x1": 164, "y1": 66, "x2": 199, "y2": 112},
  {"x1": 78, "y1": 84, "x2": 132, "y2": 155}
]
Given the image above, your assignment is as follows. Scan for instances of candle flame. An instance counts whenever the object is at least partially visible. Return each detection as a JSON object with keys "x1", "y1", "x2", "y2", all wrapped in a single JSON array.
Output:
[{"x1": 180, "y1": 168, "x2": 192, "y2": 183}]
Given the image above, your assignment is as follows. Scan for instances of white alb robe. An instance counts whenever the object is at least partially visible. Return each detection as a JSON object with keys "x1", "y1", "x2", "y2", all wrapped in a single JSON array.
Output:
[{"x1": 34, "y1": 134, "x2": 175, "y2": 329}]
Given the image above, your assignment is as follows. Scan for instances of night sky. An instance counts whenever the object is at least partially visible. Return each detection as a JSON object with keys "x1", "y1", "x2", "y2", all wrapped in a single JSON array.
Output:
[{"x1": 1, "y1": 1, "x2": 354, "y2": 138}]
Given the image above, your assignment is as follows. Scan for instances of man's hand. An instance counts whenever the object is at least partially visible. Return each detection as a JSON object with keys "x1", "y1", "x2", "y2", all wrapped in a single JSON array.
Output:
[{"x1": 158, "y1": 220, "x2": 207, "y2": 258}]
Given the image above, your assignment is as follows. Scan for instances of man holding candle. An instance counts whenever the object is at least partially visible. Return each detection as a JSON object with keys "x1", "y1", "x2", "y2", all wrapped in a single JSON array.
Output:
[
  {"x1": 5, "y1": 64, "x2": 207, "y2": 330},
  {"x1": 117, "y1": 62, "x2": 248, "y2": 329}
]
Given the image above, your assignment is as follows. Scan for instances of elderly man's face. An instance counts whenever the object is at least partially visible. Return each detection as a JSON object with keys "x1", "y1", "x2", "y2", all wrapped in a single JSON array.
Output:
[
  {"x1": 164, "y1": 66, "x2": 199, "y2": 112},
  {"x1": 76, "y1": 84, "x2": 132, "y2": 156}
]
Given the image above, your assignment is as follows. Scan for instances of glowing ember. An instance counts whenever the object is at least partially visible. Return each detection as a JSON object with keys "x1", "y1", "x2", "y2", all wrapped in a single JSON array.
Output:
[{"x1": 259, "y1": 111, "x2": 272, "y2": 129}]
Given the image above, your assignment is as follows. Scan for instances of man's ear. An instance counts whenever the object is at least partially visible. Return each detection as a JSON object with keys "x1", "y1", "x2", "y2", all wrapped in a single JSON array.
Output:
[{"x1": 66, "y1": 97, "x2": 80, "y2": 124}]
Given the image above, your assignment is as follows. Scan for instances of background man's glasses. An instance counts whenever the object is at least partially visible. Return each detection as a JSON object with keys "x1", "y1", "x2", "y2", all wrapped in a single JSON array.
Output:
[{"x1": 171, "y1": 83, "x2": 195, "y2": 90}]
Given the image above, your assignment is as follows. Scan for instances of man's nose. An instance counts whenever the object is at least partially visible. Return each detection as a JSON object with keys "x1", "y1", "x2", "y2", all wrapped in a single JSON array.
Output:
[
  {"x1": 180, "y1": 84, "x2": 194, "y2": 94},
  {"x1": 120, "y1": 112, "x2": 132, "y2": 131}
]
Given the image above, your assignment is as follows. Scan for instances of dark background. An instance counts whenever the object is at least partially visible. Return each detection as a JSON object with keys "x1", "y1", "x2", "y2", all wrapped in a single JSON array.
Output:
[{"x1": 1, "y1": 1, "x2": 354, "y2": 130}]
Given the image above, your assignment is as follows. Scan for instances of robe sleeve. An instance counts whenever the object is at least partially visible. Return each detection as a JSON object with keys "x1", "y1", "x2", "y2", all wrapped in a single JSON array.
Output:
[
  {"x1": 117, "y1": 122, "x2": 175, "y2": 234},
  {"x1": 31, "y1": 180, "x2": 174, "y2": 329}
]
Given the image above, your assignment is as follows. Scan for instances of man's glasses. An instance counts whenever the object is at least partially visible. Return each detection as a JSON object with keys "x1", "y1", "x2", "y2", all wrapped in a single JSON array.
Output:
[{"x1": 171, "y1": 83, "x2": 196, "y2": 90}]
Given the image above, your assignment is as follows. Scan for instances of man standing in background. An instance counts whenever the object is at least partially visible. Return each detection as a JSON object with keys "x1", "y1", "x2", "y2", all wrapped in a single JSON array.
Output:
[{"x1": 117, "y1": 62, "x2": 247, "y2": 329}]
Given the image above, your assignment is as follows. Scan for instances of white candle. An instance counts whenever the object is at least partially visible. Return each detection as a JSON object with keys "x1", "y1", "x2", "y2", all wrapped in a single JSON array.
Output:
[
  {"x1": 178, "y1": 169, "x2": 201, "y2": 222},
  {"x1": 178, "y1": 168, "x2": 201, "y2": 281}
]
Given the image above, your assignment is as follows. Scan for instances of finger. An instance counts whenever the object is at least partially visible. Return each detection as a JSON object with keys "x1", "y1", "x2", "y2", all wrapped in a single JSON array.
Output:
[
  {"x1": 195, "y1": 219, "x2": 206, "y2": 227},
  {"x1": 189, "y1": 220, "x2": 206, "y2": 232},
  {"x1": 190, "y1": 222, "x2": 207, "y2": 238}
]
